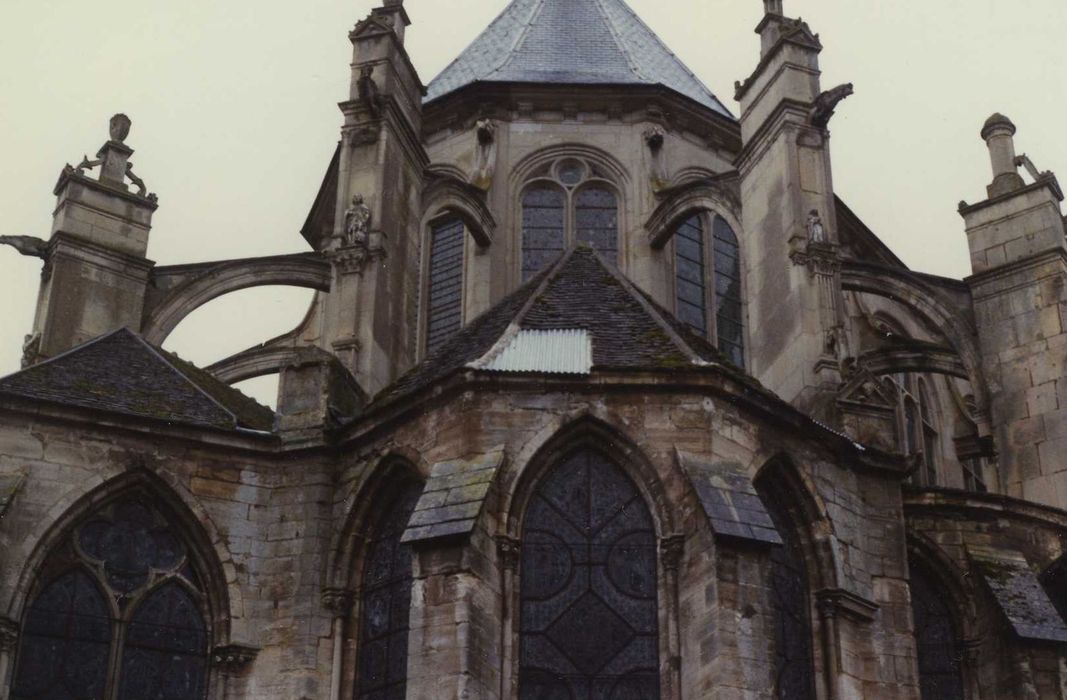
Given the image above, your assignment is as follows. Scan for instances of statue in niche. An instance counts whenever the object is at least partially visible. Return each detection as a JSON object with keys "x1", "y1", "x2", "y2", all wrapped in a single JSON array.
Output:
[
  {"x1": 357, "y1": 65, "x2": 383, "y2": 118},
  {"x1": 344, "y1": 194, "x2": 372, "y2": 247},
  {"x1": 806, "y1": 209, "x2": 826, "y2": 243},
  {"x1": 470, "y1": 119, "x2": 497, "y2": 190}
]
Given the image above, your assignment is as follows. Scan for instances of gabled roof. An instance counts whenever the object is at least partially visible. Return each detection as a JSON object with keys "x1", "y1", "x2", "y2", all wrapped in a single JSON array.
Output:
[
  {"x1": 0, "y1": 329, "x2": 274, "y2": 432},
  {"x1": 425, "y1": 0, "x2": 733, "y2": 118},
  {"x1": 372, "y1": 246, "x2": 745, "y2": 408}
]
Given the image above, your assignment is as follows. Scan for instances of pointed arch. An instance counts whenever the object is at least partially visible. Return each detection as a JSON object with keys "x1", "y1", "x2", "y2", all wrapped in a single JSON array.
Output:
[
  {"x1": 502, "y1": 414, "x2": 678, "y2": 539},
  {"x1": 906, "y1": 540, "x2": 969, "y2": 700},
  {"x1": 4, "y1": 469, "x2": 241, "y2": 647}
]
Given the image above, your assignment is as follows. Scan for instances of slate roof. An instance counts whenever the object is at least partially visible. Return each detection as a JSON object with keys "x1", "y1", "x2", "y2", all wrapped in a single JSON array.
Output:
[
  {"x1": 372, "y1": 246, "x2": 744, "y2": 409},
  {"x1": 678, "y1": 452, "x2": 783, "y2": 547},
  {"x1": 401, "y1": 449, "x2": 505, "y2": 545},
  {"x1": 425, "y1": 0, "x2": 733, "y2": 118},
  {"x1": 0, "y1": 329, "x2": 274, "y2": 433},
  {"x1": 968, "y1": 545, "x2": 1067, "y2": 643}
]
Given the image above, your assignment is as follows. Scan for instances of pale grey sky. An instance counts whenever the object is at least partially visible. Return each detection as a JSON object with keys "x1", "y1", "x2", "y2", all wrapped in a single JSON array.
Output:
[{"x1": 2, "y1": 0, "x2": 1065, "y2": 405}]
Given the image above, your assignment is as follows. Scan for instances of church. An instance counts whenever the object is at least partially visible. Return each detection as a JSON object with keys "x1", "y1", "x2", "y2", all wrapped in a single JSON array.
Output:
[{"x1": 3, "y1": 0, "x2": 1067, "y2": 697}]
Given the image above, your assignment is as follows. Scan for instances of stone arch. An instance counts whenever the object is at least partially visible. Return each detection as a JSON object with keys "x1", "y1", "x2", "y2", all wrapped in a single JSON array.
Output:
[
  {"x1": 325, "y1": 451, "x2": 427, "y2": 591},
  {"x1": 423, "y1": 169, "x2": 496, "y2": 247},
  {"x1": 4, "y1": 469, "x2": 244, "y2": 648},
  {"x1": 142, "y1": 253, "x2": 332, "y2": 345},
  {"x1": 502, "y1": 414, "x2": 678, "y2": 540},
  {"x1": 509, "y1": 143, "x2": 631, "y2": 189},
  {"x1": 646, "y1": 179, "x2": 743, "y2": 250}
]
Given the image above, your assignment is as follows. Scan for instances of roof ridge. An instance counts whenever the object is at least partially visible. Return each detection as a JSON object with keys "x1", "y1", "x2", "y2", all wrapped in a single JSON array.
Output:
[
  {"x1": 592, "y1": 0, "x2": 648, "y2": 84},
  {"x1": 487, "y1": 0, "x2": 547, "y2": 80}
]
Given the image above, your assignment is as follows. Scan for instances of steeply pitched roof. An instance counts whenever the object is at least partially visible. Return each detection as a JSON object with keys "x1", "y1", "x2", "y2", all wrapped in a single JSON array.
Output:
[
  {"x1": 372, "y1": 246, "x2": 745, "y2": 408},
  {"x1": 425, "y1": 0, "x2": 733, "y2": 118},
  {"x1": 0, "y1": 329, "x2": 274, "y2": 432}
]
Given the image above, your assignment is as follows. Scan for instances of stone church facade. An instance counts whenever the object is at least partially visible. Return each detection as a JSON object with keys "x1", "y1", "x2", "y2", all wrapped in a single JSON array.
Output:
[{"x1": 3, "y1": 0, "x2": 1067, "y2": 698}]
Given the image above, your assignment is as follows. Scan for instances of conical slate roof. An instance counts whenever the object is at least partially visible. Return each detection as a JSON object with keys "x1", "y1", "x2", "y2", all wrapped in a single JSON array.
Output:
[
  {"x1": 0, "y1": 328, "x2": 274, "y2": 432},
  {"x1": 371, "y1": 247, "x2": 748, "y2": 409},
  {"x1": 425, "y1": 0, "x2": 733, "y2": 118}
]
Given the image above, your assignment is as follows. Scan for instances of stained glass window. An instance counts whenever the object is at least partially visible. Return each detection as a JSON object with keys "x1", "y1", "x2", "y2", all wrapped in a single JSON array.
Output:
[
  {"x1": 426, "y1": 217, "x2": 465, "y2": 354},
  {"x1": 713, "y1": 217, "x2": 745, "y2": 368},
  {"x1": 673, "y1": 215, "x2": 707, "y2": 337},
  {"x1": 10, "y1": 496, "x2": 209, "y2": 700},
  {"x1": 575, "y1": 187, "x2": 618, "y2": 262},
  {"x1": 763, "y1": 489, "x2": 816, "y2": 700},
  {"x1": 910, "y1": 564, "x2": 965, "y2": 700},
  {"x1": 356, "y1": 482, "x2": 422, "y2": 699},
  {"x1": 519, "y1": 448, "x2": 659, "y2": 699},
  {"x1": 522, "y1": 186, "x2": 566, "y2": 281}
]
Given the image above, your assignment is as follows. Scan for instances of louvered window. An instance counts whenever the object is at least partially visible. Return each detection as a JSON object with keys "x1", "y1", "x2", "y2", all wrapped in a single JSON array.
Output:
[
  {"x1": 426, "y1": 217, "x2": 465, "y2": 354},
  {"x1": 519, "y1": 448, "x2": 659, "y2": 699},
  {"x1": 521, "y1": 157, "x2": 620, "y2": 280},
  {"x1": 10, "y1": 497, "x2": 210, "y2": 700}
]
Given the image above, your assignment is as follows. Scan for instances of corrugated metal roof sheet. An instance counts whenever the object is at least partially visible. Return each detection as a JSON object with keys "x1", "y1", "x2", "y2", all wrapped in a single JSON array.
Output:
[
  {"x1": 482, "y1": 329, "x2": 592, "y2": 374},
  {"x1": 424, "y1": 0, "x2": 733, "y2": 118}
]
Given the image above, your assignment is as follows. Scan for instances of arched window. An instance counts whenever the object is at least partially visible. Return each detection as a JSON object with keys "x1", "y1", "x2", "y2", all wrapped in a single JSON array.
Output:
[
  {"x1": 519, "y1": 448, "x2": 659, "y2": 698},
  {"x1": 671, "y1": 214, "x2": 746, "y2": 367},
  {"x1": 356, "y1": 481, "x2": 422, "y2": 699},
  {"x1": 521, "y1": 157, "x2": 620, "y2": 279},
  {"x1": 11, "y1": 497, "x2": 210, "y2": 700},
  {"x1": 909, "y1": 563, "x2": 965, "y2": 700},
  {"x1": 426, "y1": 216, "x2": 466, "y2": 354},
  {"x1": 760, "y1": 486, "x2": 816, "y2": 700},
  {"x1": 886, "y1": 374, "x2": 941, "y2": 486}
]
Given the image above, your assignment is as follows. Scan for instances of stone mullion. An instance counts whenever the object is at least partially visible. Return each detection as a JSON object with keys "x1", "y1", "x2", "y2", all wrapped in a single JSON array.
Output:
[
  {"x1": 496, "y1": 536, "x2": 520, "y2": 700},
  {"x1": 659, "y1": 535, "x2": 685, "y2": 700}
]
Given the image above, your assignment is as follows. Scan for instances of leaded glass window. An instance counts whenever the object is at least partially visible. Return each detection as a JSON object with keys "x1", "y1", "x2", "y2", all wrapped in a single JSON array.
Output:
[
  {"x1": 763, "y1": 489, "x2": 816, "y2": 700},
  {"x1": 713, "y1": 217, "x2": 745, "y2": 368},
  {"x1": 910, "y1": 565, "x2": 965, "y2": 700},
  {"x1": 886, "y1": 374, "x2": 941, "y2": 486},
  {"x1": 519, "y1": 448, "x2": 659, "y2": 699},
  {"x1": 673, "y1": 215, "x2": 707, "y2": 336},
  {"x1": 426, "y1": 217, "x2": 465, "y2": 354},
  {"x1": 356, "y1": 482, "x2": 422, "y2": 699},
  {"x1": 10, "y1": 496, "x2": 210, "y2": 700},
  {"x1": 521, "y1": 157, "x2": 620, "y2": 279}
]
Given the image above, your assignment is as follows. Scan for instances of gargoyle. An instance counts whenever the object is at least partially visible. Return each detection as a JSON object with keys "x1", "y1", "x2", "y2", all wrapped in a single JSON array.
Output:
[
  {"x1": 810, "y1": 83, "x2": 854, "y2": 129},
  {"x1": 0, "y1": 235, "x2": 48, "y2": 259}
]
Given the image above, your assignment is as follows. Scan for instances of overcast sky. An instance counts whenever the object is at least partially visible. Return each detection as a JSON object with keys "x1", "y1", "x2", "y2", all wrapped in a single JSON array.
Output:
[{"x1": 2, "y1": 0, "x2": 1064, "y2": 406}]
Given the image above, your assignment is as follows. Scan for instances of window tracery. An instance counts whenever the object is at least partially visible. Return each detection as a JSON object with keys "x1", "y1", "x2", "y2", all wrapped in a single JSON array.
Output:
[
  {"x1": 885, "y1": 374, "x2": 941, "y2": 486},
  {"x1": 521, "y1": 158, "x2": 619, "y2": 280},
  {"x1": 671, "y1": 213, "x2": 746, "y2": 368},
  {"x1": 10, "y1": 496, "x2": 210, "y2": 700},
  {"x1": 355, "y1": 481, "x2": 422, "y2": 699},
  {"x1": 518, "y1": 448, "x2": 659, "y2": 699}
]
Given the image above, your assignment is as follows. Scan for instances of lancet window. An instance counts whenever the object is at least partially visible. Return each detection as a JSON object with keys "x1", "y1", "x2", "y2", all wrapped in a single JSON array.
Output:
[
  {"x1": 10, "y1": 496, "x2": 210, "y2": 700},
  {"x1": 355, "y1": 481, "x2": 422, "y2": 699},
  {"x1": 425, "y1": 216, "x2": 466, "y2": 354},
  {"x1": 518, "y1": 448, "x2": 659, "y2": 699},
  {"x1": 885, "y1": 374, "x2": 941, "y2": 486},
  {"x1": 672, "y1": 213, "x2": 746, "y2": 367},
  {"x1": 909, "y1": 563, "x2": 965, "y2": 700},
  {"x1": 521, "y1": 157, "x2": 619, "y2": 280}
]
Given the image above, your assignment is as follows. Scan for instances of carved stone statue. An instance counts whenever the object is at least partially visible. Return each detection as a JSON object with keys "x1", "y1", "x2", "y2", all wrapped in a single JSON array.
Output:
[
  {"x1": 344, "y1": 195, "x2": 372, "y2": 247},
  {"x1": 810, "y1": 83, "x2": 854, "y2": 129},
  {"x1": 476, "y1": 119, "x2": 496, "y2": 146},
  {"x1": 0, "y1": 235, "x2": 48, "y2": 259},
  {"x1": 21, "y1": 333, "x2": 41, "y2": 368},
  {"x1": 357, "y1": 66, "x2": 383, "y2": 118},
  {"x1": 470, "y1": 119, "x2": 497, "y2": 190},
  {"x1": 806, "y1": 209, "x2": 826, "y2": 243},
  {"x1": 643, "y1": 126, "x2": 665, "y2": 150},
  {"x1": 109, "y1": 113, "x2": 131, "y2": 143}
]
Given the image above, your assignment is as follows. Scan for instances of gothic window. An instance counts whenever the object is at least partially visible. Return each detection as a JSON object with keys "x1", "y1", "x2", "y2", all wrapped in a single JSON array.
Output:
[
  {"x1": 960, "y1": 457, "x2": 988, "y2": 493},
  {"x1": 519, "y1": 448, "x2": 659, "y2": 699},
  {"x1": 521, "y1": 157, "x2": 620, "y2": 279},
  {"x1": 887, "y1": 374, "x2": 941, "y2": 486},
  {"x1": 10, "y1": 496, "x2": 210, "y2": 700},
  {"x1": 426, "y1": 217, "x2": 466, "y2": 354},
  {"x1": 762, "y1": 488, "x2": 816, "y2": 700},
  {"x1": 356, "y1": 481, "x2": 422, "y2": 699},
  {"x1": 910, "y1": 564, "x2": 965, "y2": 700},
  {"x1": 671, "y1": 214, "x2": 746, "y2": 368}
]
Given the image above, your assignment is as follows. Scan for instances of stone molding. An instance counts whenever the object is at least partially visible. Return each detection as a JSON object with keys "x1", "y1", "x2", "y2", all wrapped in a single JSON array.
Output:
[
  {"x1": 321, "y1": 587, "x2": 356, "y2": 617},
  {"x1": 211, "y1": 643, "x2": 259, "y2": 674},
  {"x1": 659, "y1": 535, "x2": 686, "y2": 572},
  {"x1": 496, "y1": 535, "x2": 521, "y2": 571},
  {"x1": 789, "y1": 241, "x2": 841, "y2": 278},
  {"x1": 815, "y1": 588, "x2": 879, "y2": 623},
  {"x1": 0, "y1": 616, "x2": 18, "y2": 652}
]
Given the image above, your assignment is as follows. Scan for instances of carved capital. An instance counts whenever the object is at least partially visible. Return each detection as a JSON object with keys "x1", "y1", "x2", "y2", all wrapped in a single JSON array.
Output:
[
  {"x1": 496, "y1": 535, "x2": 521, "y2": 571},
  {"x1": 815, "y1": 588, "x2": 879, "y2": 623},
  {"x1": 346, "y1": 124, "x2": 380, "y2": 147},
  {"x1": 327, "y1": 244, "x2": 371, "y2": 275},
  {"x1": 659, "y1": 535, "x2": 686, "y2": 572},
  {"x1": 211, "y1": 643, "x2": 259, "y2": 674},
  {"x1": 0, "y1": 617, "x2": 19, "y2": 652},
  {"x1": 322, "y1": 587, "x2": 355, "y2": 617}
]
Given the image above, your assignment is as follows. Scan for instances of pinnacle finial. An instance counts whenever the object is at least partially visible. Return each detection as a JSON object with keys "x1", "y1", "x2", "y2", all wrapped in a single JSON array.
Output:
[{"x1": 764, "y1": 0, "x2": 784, "y2": 15}]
